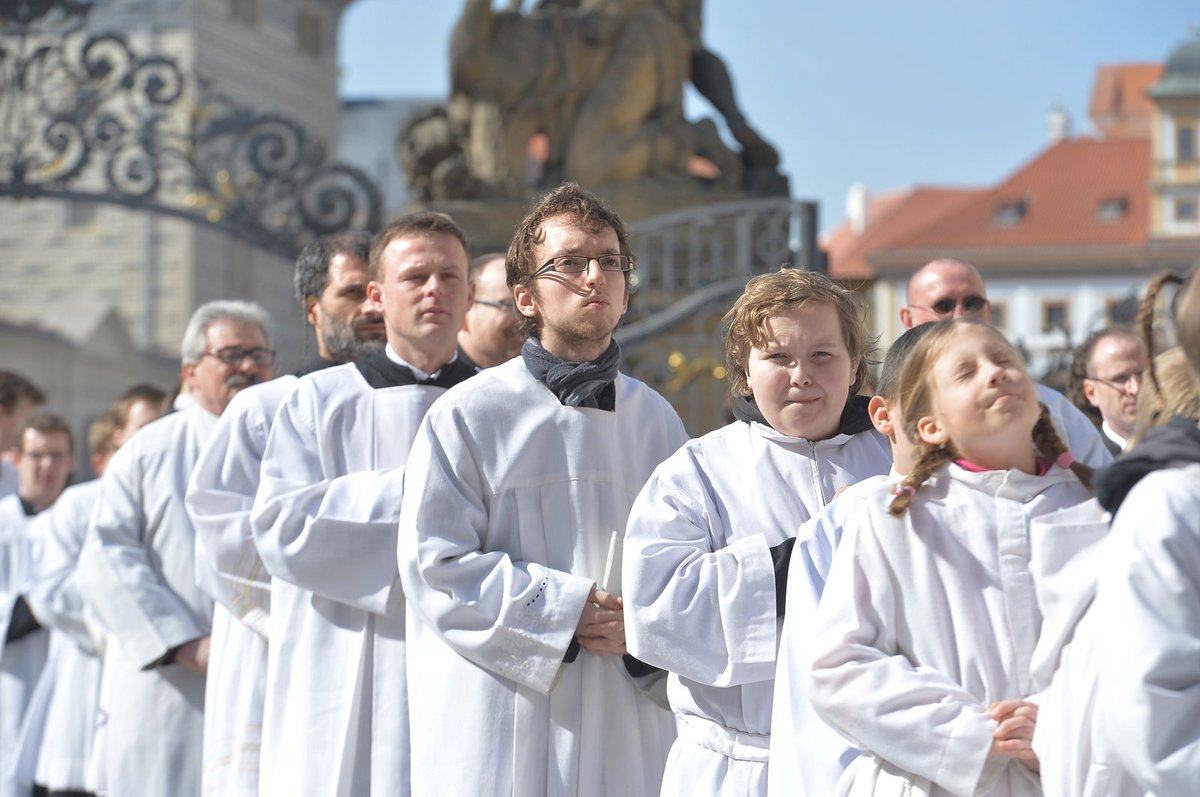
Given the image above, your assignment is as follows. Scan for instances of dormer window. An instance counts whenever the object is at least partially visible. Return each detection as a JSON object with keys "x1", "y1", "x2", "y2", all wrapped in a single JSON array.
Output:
[
  {"x1": 1096, "y1": 196, "x2": 1128, "y2": 223},
  {"x1": 993, "y1": 197, "x2": 1028, "y2": 227},
  {"x1": 1179, "y1": 124, "x2": 1197, "y2": 163}
]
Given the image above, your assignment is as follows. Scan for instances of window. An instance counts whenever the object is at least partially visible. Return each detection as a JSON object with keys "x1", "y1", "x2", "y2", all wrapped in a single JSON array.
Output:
[
  {"x1": 1178, "y1": 124, "x2": 1197, "y2": 164},
  {"x1": 1041, "y1": 300, "x2": 1070, "y2": 334},
  {"x1": 298, "y1": 9, "x2": 322, "y2": 57},
  {"x1": 1176, "y1": 197, "x2": 1198, "y2": 223},
  {"x1": 1096, "y1": 197, "x2": 1127, "y2": 223},
  {"x1": 231, "y1": 0, "x2": 257, "y2": 25},
  {"x1": 1106, "y1": 296, "x2": 1137, "y2": 325},
  {"x1": 993, "y1": 197, "x2": 1027, "y2": 227},
  {"x1": 991, "y1": 301, "x2": 1007, "y2": 330}
]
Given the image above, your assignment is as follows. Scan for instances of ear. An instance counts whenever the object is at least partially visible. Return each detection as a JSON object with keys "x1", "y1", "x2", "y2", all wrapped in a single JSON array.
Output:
[
  {"x1": 513, "y1": 281, "x2": 539, "y2": 321},
  {"x1": 304, "y1": 295, "x2": 320, "y2": 328},
  {"x1": 1082, "y1": 380, "x2": 1100, "y2": 408},
  {"x1": 916, "y1": 414, "x2": 948, "y2": 448},
  {"x1": 180, "y1": 361, "x2": 195, "y2": 391},
  {"x1": 367, "y1": 280, "x2": 383, "y2": 306},
  {"x1": 867, "y1": 395, "x2": 894, "y2": 438},
  {"x1": 899, "y1": 307, "x2": 914, "y2": 330}
]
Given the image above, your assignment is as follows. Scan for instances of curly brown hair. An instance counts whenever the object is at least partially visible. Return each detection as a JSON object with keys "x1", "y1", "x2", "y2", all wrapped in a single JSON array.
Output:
[
  {"x1": 505, "y1": 182, "x2": 634, "y2": 340},
  {"x1": 722, "y1": 267, "x2": 873, "y2": 398}
]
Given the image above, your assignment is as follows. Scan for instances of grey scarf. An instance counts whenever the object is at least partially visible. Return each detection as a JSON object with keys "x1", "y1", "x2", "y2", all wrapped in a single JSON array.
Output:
[{"x1": 522, "y1": 338, "x2": 620, "y2": 411}]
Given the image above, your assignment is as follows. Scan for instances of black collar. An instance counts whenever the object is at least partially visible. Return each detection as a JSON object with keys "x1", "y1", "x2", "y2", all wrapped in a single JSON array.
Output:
[{"x1": 354, "y1": 350, "x2": 478, "y2": 390}]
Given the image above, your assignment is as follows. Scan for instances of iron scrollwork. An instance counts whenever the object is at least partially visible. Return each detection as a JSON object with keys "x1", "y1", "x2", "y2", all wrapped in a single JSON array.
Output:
[{"x1": 0, "y1": 1, "x2": 381, "y2": 258}]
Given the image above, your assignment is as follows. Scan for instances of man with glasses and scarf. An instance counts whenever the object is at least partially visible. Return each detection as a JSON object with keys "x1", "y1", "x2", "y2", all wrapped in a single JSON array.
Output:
[
  {"x1": 900, "y1": 258, "x2": 1111, "y2": 467},
  {"x1": 78, "y1": 301, "x2": 274, "y2": 797},
  {"x1": 399, "y1": 182, "x2": 687, "y2": 796}
]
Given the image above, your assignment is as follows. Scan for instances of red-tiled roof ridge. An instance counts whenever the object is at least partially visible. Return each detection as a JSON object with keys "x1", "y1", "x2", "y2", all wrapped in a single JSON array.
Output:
[
  {"x1": 826, "y1": 186, "x2": 983, "y2": 280},
  {"x1": 1088, "y1": 63, "x2": 1163, "y2": 140},
  {"x1": 870, "y1": 136, "x2": 1150, "y2": 266}
]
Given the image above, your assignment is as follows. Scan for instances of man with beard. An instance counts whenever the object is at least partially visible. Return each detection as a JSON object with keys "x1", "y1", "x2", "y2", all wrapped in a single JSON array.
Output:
[
  {"x1": 184, "y1": 233, "x2": 385, "y2": 796},
  {"x1": 251, "y1": 212, "x2": 476, "y2": 795},
  {"x1": 458, "y1": 252, "x2": 524, "y2": 369},
  {"x1": 399, "y1": 183, "x2": 687, "y2": 796},
  {"x1": 293, "y1": 231, "x2": 386, "y2": 373},
  {"x1": 78, "y1": 301, "x2": 273, "y2": 797}
]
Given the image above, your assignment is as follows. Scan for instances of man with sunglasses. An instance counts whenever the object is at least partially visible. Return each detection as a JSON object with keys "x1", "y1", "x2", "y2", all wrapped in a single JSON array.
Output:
[
  {"x1": 399, "y1": 182, "x2": 687, "y2": 796},
  {"x1": 458, "y1": 252, "x2": 524, "y2": 369},
  {"x1": 900, "y1": 258, "x2": 1111, "y2": 467},
  {"x1": 78, "y1": 301, "x2": 274, "y2": 797}
]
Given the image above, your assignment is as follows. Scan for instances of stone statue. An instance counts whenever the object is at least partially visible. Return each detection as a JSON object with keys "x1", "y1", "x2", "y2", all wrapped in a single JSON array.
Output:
[{"x1": 401, "y1": 0, "x2": 785, "y2": 206}]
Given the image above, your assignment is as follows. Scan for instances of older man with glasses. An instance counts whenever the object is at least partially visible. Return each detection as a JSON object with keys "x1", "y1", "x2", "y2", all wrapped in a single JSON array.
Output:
[
  {"x1": 900, "y1": 258, "x2": 1111, "y2": 467},
  {"x1": 1072, "y1": 326, "x2": 1149, "y2": 455},
  {"x1": 458, "y1": 252, "x2": 524, "y2": 369},
  {"x1": 78, "y1": 300, "x2": 273, "y2": 797}
]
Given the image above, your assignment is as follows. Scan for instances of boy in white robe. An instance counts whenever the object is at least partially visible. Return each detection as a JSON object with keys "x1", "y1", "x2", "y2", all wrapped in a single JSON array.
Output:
[
  {"x1": 250, "y1": 213, "x2": 475, "y2": 796},
  {"x1": 399, "y1": 183, "x2": 686, "y2": 797},
  {"x1": 77, "y1": 302, "x2": 273, "y2": 797},
  {"x1": 623, "y1": 268, "x2": 891, "y2": 796},
  {"x1": 185, "y1": 232, "x2": 384, "y2": 797},
  {"x1": 1, "y1": 415, "x2": 74, "y2": 797}
]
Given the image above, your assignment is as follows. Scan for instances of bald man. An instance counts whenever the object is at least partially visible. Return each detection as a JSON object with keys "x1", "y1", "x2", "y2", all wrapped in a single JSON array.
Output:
[
  {"x1": 901, "y1": 258, "x2": 1112, "y2": 468},
  {"x1": 457, "y1": 253, "x2": 523, "y2": 369}
]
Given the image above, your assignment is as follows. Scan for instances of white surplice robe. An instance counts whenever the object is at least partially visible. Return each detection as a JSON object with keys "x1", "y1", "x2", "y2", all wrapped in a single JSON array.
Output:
[
  {"x1": 1, "y1": 494, "x2": 48, "y2": 797},
  {"x1": 623, "y1": 420, "x2": 891, "y2": 796},
  {"x1": 1035, "y1": 384, "x2": 1111, "y2": 469},
  {"x1": 1095, "y1": 463, "x2": 1200, "y2": 796},
  {"x1": 769, "y1": 475, "x2": 898, "y2": 797},
  {"x1": 77, "y1": 405, "x2": 218, "y2": 797},
  {"x1": 251, "y1": 363, "x2": 448, "y2": 797},
  {"x1": 398, "y1": 359, "x2": 688, "y2": 797},
  {"x1": 185, "y1": 377, "x2": 296, "y2": 797},
  {"x1": 809, "y1": 464, "x2": 1100, "y2": 797},
  {"x1": 24, "y1": 480, "x2": 104, "y2": 792}
]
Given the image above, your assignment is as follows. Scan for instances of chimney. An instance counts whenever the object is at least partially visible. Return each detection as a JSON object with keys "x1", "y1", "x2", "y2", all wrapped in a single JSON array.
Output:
[
  {"x1": 1047, "y1": 102, "x2": 1071, "y2": 145},
  {"x1": 846, "y1": 182, "x2": 869, "y2": 235}
]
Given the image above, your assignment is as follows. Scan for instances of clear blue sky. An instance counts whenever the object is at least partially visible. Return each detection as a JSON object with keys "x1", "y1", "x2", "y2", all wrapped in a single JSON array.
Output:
[{"x1": 339, "y1": 1, "x2": 1197, "y2": 233}]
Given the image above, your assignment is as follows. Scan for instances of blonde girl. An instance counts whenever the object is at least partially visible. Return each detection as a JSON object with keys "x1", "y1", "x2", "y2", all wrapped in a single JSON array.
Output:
[{"x1": 808, "y1": 319, "x2": 1101, "y2": 797}]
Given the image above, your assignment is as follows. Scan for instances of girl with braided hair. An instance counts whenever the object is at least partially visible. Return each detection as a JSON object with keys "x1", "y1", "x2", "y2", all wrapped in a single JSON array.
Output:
[{"x1": 806, "y1": 319, "x2": 1106, "y2": 797}]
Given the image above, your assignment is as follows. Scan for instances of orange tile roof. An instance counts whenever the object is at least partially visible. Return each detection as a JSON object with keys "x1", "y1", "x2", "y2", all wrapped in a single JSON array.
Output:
[
  {"x1": 871, "y1": 137, "x2": 1149, "y2": 261},
  {"x1": 1089, "y1": 63, "x2": 1164, "y2": 139},
  {"x1": 825, "y1": 187, "x2": 983, "y2": 280}
]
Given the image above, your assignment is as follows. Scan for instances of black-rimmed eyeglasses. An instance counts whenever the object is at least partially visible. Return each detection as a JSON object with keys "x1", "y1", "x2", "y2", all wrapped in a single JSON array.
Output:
[
  {"x1": 525, "y1": 254, "x2": 634, "y2": 282},
  {"x1": 912, "y1": 296, "x2": 990, "y2": 316},
  {"x1": 202, "y1": 346, "x2": 275, "y2": 367}
]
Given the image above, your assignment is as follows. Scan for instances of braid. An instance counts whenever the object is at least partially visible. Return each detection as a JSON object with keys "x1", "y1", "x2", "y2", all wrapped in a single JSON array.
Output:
[
  {"x1": 1031, "y1": 402, "x2": 1094, "y2": 492},
  {"x1": 1137, "y1": 272, "x2": 1186, "y2": 403},
  {"x1": 889, "y1": 443, "x2": 956, "y2": 516}
]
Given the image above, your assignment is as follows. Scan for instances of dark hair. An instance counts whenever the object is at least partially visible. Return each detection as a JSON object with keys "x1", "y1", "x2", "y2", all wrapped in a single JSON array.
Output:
[
  {"x1": 877, "y1": 323, "x2": 936, "y2": 402},
  {"x1": 294, "y1": 231, "x2": 373, "y2": 306},
  {"x1": 0, "y1": 371, "x2": 45, "y2": 413},
  {"x1": 506, "y1": 182, "x2": 633, "y2": 339},
  {"x1": 17, "y1": 412, "x2": 74, "y2": 454},
  {"x1": 368, "y1": 212, "x2": 470, "y2": 282},
  {"x1": 1067, "y1": 326, "x2": 1144, "y2": 426},
  {"x1": 114, "y1": 383, "x2": 169, "y2": 427}
]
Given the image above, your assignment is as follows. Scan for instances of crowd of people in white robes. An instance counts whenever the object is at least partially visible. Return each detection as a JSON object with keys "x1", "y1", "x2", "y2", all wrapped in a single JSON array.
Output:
[{"x1": 1, "y1": 181, "x2": 1199, "y2": 797}]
